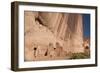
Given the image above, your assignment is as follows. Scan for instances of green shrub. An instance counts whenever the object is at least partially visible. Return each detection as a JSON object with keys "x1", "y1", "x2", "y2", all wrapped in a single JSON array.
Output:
[{"x1": 70, "y1": 53, "x2": 90, "y2": 59}]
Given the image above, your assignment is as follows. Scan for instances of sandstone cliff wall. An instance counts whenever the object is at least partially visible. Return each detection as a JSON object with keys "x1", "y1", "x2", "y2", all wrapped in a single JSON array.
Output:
[{"x1": 24, "y1": 11, "x2": 84, "y2": 61}]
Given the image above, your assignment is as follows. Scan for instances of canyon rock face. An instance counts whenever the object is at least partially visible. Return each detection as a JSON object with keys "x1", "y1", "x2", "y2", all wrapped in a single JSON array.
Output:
[{"x1": 24, "y1": 11, "x2": 84, "y2": 61}]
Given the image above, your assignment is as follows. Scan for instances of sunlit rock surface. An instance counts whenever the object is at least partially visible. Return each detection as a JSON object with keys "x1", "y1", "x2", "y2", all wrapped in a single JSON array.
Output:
[{"x1": 24, "y1": 11, "x2": 84, "y2": 61}]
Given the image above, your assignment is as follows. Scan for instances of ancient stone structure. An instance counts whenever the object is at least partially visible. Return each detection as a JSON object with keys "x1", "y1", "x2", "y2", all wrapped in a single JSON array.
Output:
[{"x1": 24, "y1": 11, "x2": 84, "y2": 61}]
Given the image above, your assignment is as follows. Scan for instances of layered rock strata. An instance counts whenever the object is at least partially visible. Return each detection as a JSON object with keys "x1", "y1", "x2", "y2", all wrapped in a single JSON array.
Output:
[{"x1": 24, "y1": 11, "x2": 84, "y2": 61}]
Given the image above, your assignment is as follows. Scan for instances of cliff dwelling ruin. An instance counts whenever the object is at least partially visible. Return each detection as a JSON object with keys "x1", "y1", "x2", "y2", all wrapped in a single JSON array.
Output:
[{"x1": 24, "y1": 11, "x2": 89, "y2": 61}]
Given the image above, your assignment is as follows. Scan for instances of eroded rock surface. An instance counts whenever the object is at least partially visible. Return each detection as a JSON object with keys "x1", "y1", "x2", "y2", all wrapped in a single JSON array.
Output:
[{"x1": 24, "y1": 11, "x2": 84, "y2": 61}]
